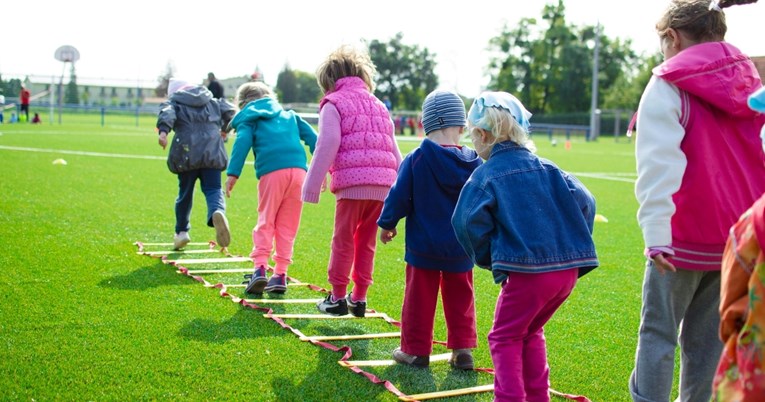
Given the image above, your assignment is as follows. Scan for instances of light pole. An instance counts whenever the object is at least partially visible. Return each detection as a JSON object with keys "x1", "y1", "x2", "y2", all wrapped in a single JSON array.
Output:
[{"x1": 589, "y1": 21, "x2": 600, "y2": 142}]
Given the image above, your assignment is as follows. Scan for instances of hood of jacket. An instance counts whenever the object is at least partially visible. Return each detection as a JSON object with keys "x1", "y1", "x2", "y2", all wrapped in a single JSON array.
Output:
[
  {"x1": 653, "y1": 42, "x2": 761, "y2": 118},
  {"x1": 230, "y1": 97, "x2": 283, "y2": 129},
  {"x1": 420, "y1": 138, "x2": 482, "y2": 196},
  {"x1": 169, "y1": 86, "x2": 214, "y2": 107}
]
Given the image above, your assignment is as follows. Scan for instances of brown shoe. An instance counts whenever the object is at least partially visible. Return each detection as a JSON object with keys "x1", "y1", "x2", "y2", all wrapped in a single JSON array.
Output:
[
  {"x1": 392, "y1": 347, "x2": 429, "y2": 368},
  {"x1": 448, "y1": 349, "x2": 474, "y2": 370}
]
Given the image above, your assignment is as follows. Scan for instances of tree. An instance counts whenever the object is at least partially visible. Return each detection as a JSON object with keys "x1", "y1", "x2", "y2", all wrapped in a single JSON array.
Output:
[
  {"x1": 602, "y1": 52, "x2": 662, "y2": 111},
  {"x1": 276, "y1": 65, "x2": 298, "y2": 103},
  {"x1": 487, "y1": 0, "x2": 639, "y2": 114},
  {"x1": 368, "y1": 33, "x2": 439, "y2": 111},
  {"x1": 155, "y1": 61, "x2": 175, "y2": 97},
  {"x1": 65, "y1": 64, "x2": 79, "y2": 105},
  {"x1": 294, "y1": 71, "x2": 321, "y2": 103}
]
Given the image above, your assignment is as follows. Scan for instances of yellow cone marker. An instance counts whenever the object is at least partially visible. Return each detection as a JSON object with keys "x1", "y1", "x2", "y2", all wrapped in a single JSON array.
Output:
[
  {"x1": 594, "y1": 214, "x2": 608, "y2": 223},
  {"x1": 52, "y1": 159, "x2": 67, "y2": 165}
]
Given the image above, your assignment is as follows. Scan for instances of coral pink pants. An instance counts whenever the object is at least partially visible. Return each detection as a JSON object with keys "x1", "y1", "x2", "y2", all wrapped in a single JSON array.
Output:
[
  {"x1": 400, "y1": 264, "x2": 477, "y2": 356},
  {"x1": 250, "y1": 168, "x2": 305, "y2": 275},
  {"x1": 489, "y1": 269, "x2": 577, "y2": 402},
  {"x1": 327, "y1": 199, "x2": 383, "y2": 300}
]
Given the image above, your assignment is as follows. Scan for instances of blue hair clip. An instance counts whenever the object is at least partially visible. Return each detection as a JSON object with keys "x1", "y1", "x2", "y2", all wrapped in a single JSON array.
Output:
[
  {"x1": 749, "y1": 86, "x2": 765, "y2": 113},
  {"x1": 468, "y1": 91, "x2": 532, "y2": 133}
]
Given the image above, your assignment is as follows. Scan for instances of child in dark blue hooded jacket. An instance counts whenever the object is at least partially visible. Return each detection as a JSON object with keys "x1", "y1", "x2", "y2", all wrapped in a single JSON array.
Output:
[{"x1": 378, "y1": 90, "x2": 482, "y2": 370}]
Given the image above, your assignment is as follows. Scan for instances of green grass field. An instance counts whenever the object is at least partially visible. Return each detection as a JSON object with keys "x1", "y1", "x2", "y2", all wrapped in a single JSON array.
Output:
[{"x1": 0, "y1": 118, "x2": 655, "y2": 401}]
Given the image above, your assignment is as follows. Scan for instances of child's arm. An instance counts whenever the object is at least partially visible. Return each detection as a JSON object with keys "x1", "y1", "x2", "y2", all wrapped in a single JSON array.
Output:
[
  {"x1": 563, "y1": 171, "x2": 597, "y2": 233},
  {"x1": 452, "y1": 181, "x2": 495, "y2": 269},
  {"x1": 226, "y1": 123, "x2": 255, "y2": 190},
  {"x1": 302, "y1": 103, "x2": 342, "y2": 203},
  {"x1": 377, "y1": 154, "x2": 415, "y2": 242},
  {"x1": 635, "y1": 76, "x2": 685, "y2": 251},
  {"x1": 295, "y1": 115, "x2": 318, "y2": 154},
  {"x1": 156, "y1": 101, "x2": 175, "y2": 150}
]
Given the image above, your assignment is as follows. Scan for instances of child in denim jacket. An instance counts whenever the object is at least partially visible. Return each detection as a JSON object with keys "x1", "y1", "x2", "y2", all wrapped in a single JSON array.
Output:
[{"x1": 452, "y1": 91, "x2": 598, "y2": 401}]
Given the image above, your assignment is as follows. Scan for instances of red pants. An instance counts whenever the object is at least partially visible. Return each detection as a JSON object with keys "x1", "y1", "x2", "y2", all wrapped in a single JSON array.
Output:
[
  {"x1": 400, "y1": 264, "x2": 477, "y2": 356},
  {"x1": 327, "y1": 199, "x2": 383, "y2": 299}
]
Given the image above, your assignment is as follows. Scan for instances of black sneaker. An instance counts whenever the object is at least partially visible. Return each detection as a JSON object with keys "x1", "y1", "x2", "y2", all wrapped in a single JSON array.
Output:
[
  {"x1": 316, "y1": 293, "x2": 348, "y2": 316},
  {"x1": 264, "y1": 274, "x2": 287, "y2": 294},
  {"x1": 345, "y1": 293, "x2": 366, "y2": 318},
  {"x1": 245, "y1": 266, "x2": 267, "y2": 294}
]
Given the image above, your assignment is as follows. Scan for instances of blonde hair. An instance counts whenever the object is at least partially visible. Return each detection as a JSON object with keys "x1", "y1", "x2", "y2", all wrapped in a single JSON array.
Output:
[
  {"x1": 470, "y1": 107, "x2": 536, "y2": 153},
  {"x1": 656, "y1": 0, "x2": 729, "y2": 42},
  {"x1": 235, "y1": 81, "x2": 275, "y2": 110},
  {"x1": 315, "y1": 44, "x2": 377, "y2": 94}
]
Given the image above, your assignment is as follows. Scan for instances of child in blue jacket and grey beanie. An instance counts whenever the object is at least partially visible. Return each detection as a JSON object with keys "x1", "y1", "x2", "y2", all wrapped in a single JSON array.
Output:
[
  {"x1": 378, "y1": 90, "x2": 482, "y2": 370},
  {"x1": 157, "y1": 78, "x2": 236, "y2": 250},
  {"x1": 452, "y1": 91, "x2": 598, "y2": 401}
]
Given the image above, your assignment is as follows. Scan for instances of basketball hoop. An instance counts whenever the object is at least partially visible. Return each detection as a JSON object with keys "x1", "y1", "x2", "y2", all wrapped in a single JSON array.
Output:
[{"x1": 54, "y1": 45, "x2": 80, "y2": 63}]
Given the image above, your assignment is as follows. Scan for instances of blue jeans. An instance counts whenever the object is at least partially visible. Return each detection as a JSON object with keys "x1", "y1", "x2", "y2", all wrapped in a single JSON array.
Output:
[{"x1": 174, "y1": 168, "x2": 225, "y2": 234}]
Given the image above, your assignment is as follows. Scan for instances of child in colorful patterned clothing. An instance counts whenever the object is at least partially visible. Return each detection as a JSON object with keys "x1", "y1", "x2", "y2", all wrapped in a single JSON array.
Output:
[{"x1": 711, "y1": 85, "x2": 765, "y2": 402}]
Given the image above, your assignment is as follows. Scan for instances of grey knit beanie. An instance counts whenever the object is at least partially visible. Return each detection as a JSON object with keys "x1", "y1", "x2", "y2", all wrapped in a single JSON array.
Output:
[{"x1": 421, "y1": 90, "x2": 466, "y2": 134}]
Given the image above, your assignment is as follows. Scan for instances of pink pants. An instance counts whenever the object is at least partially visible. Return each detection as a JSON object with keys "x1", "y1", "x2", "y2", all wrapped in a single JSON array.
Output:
[
  {"x1": 250, "y1": 168, "x2": 305, "y2": 275},
  {"x1": 327, "y1": 199, "x2": 383, "y2": 299},
  {"x1": 489, "y1": 269, "x2": 577, "y2": 402},
  {"x1": 400, "y1": 264, "x2": 477, "y2": 356}
]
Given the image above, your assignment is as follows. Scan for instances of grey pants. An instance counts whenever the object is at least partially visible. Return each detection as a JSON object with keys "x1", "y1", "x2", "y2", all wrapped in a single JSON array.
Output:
[{"x1": 629, "y1": 261, "x2": 722, "y2": 402}]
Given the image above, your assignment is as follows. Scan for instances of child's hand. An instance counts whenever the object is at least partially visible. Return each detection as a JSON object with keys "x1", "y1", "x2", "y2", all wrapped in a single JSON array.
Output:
[
  {"x1": 321, "y1": 175, "x2": 328, "y2": 192},
  {"x1": 158, "y1": 131, "x2": 168, "y2": 150},
  {"x1": 225, "y1": 176, "x2": 237, "y2": 198},
  {"x1": 651, "y1": 254, "x2": 677, "y2": 274},
  {"x1": 220, "y1": 130, "x2": 227, "y2": 141},
  {"x1": 380, "y1": 228, "x2": 397, "y2": 244}
]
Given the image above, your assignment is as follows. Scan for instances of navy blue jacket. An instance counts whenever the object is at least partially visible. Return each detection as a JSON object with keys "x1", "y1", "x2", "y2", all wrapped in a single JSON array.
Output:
[
  {"x1": 452, "y1": 141, "x2": 599, "y2": 283},
  {"x1": 378, "y1": 138, "x2": 483, "y2": 272}
]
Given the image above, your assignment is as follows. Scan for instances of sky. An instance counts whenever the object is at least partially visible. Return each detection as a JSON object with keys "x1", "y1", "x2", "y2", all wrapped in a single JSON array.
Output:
[{"x1": 2, "y1": 0, "x2": 764, "y2": 98}]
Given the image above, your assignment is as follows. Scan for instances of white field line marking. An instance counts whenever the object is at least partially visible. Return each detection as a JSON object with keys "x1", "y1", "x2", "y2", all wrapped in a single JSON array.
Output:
[
  {"x1": 571, "y1": 171, "x2": 636, "y2": 183},
  {"x1": 339, "y1": 353, "x2": 452, "y2": 367},
  {"x1": 0, "y1": 145, "x2": 254, "y2": 166}
]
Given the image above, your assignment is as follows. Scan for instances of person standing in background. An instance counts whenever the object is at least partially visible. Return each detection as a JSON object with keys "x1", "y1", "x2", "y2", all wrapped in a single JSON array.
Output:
[
  {"x1": 207, "y1": 72, "x2": 224, "y2": 99},
  {"x1": 19, "y1": 85, "x2": 30, "y2": 122}
]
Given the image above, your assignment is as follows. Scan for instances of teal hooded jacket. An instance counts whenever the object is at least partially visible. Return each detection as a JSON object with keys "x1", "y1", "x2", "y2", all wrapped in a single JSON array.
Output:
[{"x1": 227, "y1": 97, "x2": 317, "y2": 179}]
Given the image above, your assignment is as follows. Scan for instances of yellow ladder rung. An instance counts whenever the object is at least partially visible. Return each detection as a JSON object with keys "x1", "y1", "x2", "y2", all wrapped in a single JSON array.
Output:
[
  {"x1": 400, "y1": 384, "x2": 495, "y2": 401},
  {"x1": 165, "y1": 256, "x2": 251, "y2": 264},
  {"x1": 339, "y1": 353, "x2": 451, "y2": 367},
  {"x1": 185, "y1": 268, "x2": 253, "y2": 274},
  {"x1": 139, "y1": 249, "x2": 219, "y2": 255},
  {"x1": 135, "y1": 242, "x2": 211, "y2": 246},
  {"x1": 301, "y1": 332, "x2": 401, "y2": 341},
  {"x1": 265, "y1": 312, "x2": 389, "y2": 319},
  {"x1": 244, "y1": 298, "x2": 323, "y2": 304}
]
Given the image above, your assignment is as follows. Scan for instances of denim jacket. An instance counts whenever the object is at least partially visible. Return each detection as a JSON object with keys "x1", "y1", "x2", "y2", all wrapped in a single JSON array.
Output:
[{"x1": 452, "y1": 141, "x2": 599, "y2": 284}]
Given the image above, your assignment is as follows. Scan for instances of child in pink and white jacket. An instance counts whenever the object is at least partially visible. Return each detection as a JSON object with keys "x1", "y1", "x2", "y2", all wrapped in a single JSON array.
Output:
[
  {"x1": 303, "y1": 45, "x2": 402, "y2": 317},
  {"x1": 630, "y1": 1, "x2": 765, "y2": 401}
]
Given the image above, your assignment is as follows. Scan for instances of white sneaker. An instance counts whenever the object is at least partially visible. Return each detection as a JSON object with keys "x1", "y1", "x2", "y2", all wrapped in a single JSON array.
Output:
[
  {"x1": 173, "y1": 231, "x2": 190, "y2": 250},
  {"x1": 212, "y1": 210, "x2": 230, "y2": 247}
]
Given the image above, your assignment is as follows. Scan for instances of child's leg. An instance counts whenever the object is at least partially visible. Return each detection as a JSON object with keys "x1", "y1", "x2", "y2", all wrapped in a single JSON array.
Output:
[
  {"x1": 174, "y1": 171, "x2": 199, "y2": 234},
  {"x1": 629, "y1": 264, "x2": 704, "y2": 402},
  {"x1": 489, "y1": 269, "x2": 577, "y2": 402},
  {"x1": 348, "y1": 200, "x2": 383, "y2": 300},
  {"x1": 199, "y1": 168, "x2": 225, "y2": 227},
  {"x1": 441, "y1": 270, "x2": 477, "y2": 351},
  {"x1": 400, "y1": 264, "x2": 440, "y2": 356},
  {"x1": 327, "y1": 199, "x2": 361, "y2": 298},
  {"x1": 678, "y1": 271, "x2": 722, "y2": 402},
  {"x1": 271, "y1": 169, "x2": 306, "y2": 276},
  {"x1": 250, "y1": 171, "x2": 285, "y2": 268}
]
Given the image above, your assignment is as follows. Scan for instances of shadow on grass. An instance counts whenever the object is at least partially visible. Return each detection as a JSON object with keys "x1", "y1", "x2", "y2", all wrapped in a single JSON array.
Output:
[
  {"x1": 270, "y1": 348, "x2": 389, "y2": 401},
  {"x1": 98, "y1": 262, "x2": 192, "y2": 290},
  {"x1": 177, "y1": 308, "x2": 286, "y2": 343}
]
